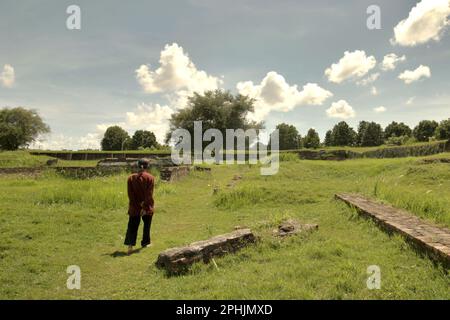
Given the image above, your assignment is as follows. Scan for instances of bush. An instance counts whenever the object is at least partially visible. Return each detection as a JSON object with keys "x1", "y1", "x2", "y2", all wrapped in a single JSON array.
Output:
[{"x1": 385, "y1": 135, "x2": 410, "y2": 146}]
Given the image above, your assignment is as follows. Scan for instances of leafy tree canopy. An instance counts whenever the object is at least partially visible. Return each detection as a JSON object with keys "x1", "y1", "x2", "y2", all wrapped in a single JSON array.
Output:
[
  {"x1": 131, "y1": 130, "x2": 159, "y2": 150},
  {"x1": 435, "y1": 119, "x2": 450, "y2": 140},
  {"x1": 276, "y1": 123, "x2": 302, "y2": 150},
  {"x1": 324, "y1": 130, "x2": 333, "y2": 147},
  {"x1": 384, "y1": 121, "x2": 412, "y2": 139},
  {"x1": 166, "y1": 90, "x2": 263, "y2": 148},
  {"x1": 413, "y1": 120, "x2": 438, "y2": 142},
  {"x1": 330, "y1": 121, "x2": 357, "y2": 146},
  {"x1": 0, "y1": 107, "x2": 50, "y2": 150},
  {"x1": 101, "y1": 126, "x2": 130, "y2": 151},
  {"x1": 303, "y1": 128, "x2": 320, "y2": 149},
  {"x1": 358, "y1": 121, "x2": 384, "y2": 147}
]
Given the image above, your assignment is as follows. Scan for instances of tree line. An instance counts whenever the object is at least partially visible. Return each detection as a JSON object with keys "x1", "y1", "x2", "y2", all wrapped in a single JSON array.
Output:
[
  {"x1": 276, "y1": 118, "x2": 450, "y2": 150},
  {"x1": 100, "y1": 126, "x2": 162, "y2": 151}
]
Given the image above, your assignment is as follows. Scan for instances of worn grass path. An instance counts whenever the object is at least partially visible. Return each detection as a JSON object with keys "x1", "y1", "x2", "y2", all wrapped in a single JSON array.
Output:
[{"x1": 0, "y1": 155, "x2": 449, "y2": 299}]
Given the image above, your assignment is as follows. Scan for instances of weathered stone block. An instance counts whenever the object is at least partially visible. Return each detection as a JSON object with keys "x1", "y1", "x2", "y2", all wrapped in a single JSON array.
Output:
[
  {"x1": 156, "y1": 229, "x2": 256, "y2": 273},
  {"x1": 274, "y1": 219, "x2": 319, "y2": 237}
]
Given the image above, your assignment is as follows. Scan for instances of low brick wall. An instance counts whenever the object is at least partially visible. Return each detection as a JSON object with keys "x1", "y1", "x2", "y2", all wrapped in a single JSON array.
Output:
[{"x1": 336, "y1": 193, "x2": 450, "y2": 268}]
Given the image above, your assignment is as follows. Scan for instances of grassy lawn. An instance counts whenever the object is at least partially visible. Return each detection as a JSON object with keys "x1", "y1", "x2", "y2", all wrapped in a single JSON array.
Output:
[
  {"x1": 0, "y1": 151, "x2": 99, "y2": 168},
  {"x1": 0, "y1": 151, "x2": 53, "y2": 168},
  {"x1": 0, "y1": 154, "x2": 449, "y2": 299}
]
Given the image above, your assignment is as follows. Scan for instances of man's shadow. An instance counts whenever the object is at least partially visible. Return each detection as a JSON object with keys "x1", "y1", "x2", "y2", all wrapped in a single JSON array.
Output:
[{"x1": 106, "y1": 247, "x2": 144, "y2": 258}]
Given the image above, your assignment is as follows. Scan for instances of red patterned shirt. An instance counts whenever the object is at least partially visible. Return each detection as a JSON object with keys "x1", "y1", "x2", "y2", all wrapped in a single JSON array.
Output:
[{"x1": 127, "y1": 171, "x2": 155, "y2": 216}]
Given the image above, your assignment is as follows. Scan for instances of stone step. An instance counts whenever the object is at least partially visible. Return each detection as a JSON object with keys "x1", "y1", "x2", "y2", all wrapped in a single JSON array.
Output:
[{"x1": 336, "y1": 193, "x2": 450, "y2": 268}]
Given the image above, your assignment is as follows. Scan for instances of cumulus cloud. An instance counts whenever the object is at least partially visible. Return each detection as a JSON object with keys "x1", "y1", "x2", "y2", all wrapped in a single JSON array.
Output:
[
  {"x1": 356, "y1": 72, "x2": 380, "y2": 86},
  {"x1": 325, "y1": 50, "x2": 376, "y2": 84},
  {"x1": 392, "y1": 0, "x2": 450, "y2": 46},
  {"x1": 374, "y1": 106, "x2": 387, "y2": 113},
  {"x1": 406, "y1": 96, "x2": 416, "y2": 105},
  {"x1": 326, "y1": 100, "x2": 356, "y2": 119},
  {"x1": 371, "y1": 86, "x2": 378, "y2": 96},
  {"x1": 380, "y1": 53, "x2": 406, "y2": 71},
  {"x1": 237, "y1": 71, "x2": 333, "y2": 121},
  {"x1": 124, "y1": 103, "x2": 173, "y2": 143},
  {"x1": 31, "y1": 126, "x2": 105, "y2": 150},
  {"x1": 35, "y1": 103, "x2": 174, "y2": 150},
  {"x1": 0, "y1": 64, "x2": 15, "y2": 88},
  {"x1": 398, "y1": 65, "x2": 431, "y2": 84},
  {"x1": 136, "y1": 43, "x2": 222, "y2": 108}
]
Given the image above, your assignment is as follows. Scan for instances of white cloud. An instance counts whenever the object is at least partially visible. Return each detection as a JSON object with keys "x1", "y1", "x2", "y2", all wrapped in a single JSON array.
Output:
[
  {"x1": 34, "y1": 103, "x2": 174, "y2": 150},
  {"x1": 124, "y1": 103, "x2": 173, "y2": 143},
  {"x1": 325, "y1": 50, "x2": 376, "y2": 84},
  {"x1": 380, "y1": 53, "x2": 406, "y2": 71},
  {"x1": 392, "y1": 0, "x2": 450, "y2": 46},
  {"x1": 31, "y1": 126, "x2": 105, "y2": 151},
  {"x1": 356, "y1": 72, "x2": 380, "y2": 86},
  {"x1": 374, "y1": 106, "x2": 387, "y2": 113},
  {"x1": 406, "y1": 96, "x2": 416, "y2": 105},
  {"x1": 398, "y1": 65, "x2": 431, "y2": 84},
  {"x1": 371, "y1": 86, "x2": 378, "y2": 96},
  {"x1": 0, "y1": 64, "x2": 15, "y2": 88},
  {"x1": 136, "y1": 43, "x2": 222, "y2": 108},
  {"x1": 326, "y1": 100, "x2": 356, "y2": 119},
  {"x1": 237, "y1": 71, "x2": 333, "y2": 121}
]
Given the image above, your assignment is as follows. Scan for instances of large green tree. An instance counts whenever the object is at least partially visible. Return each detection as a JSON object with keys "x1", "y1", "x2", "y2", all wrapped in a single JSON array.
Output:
[
  {"x1": 166, "y1": 90, "x2": 263, "y2": 148},
  {"x1": 434, "y1": 119, "x2": 450, "y2": 140},
  {"x1": 276, "y1": 123, "x2": 301, "y2": 150},
  {"x1": 131, "y1": 130, "x2": 159, "y2": 149},
  {"x1": 0, "y1": 107, "x2": 50, "y2": 150},
  {"x1": 357, "y1": 121, "x2": 384, "y2": 147},
  {"x1": 303, "y1": 128, "x2": 320, "y2": 149},
  {"x1": 330, "y1": 121, "x2": 357, "y2": 146},
  {"x1": 413, "y1": 120, "x2": 438, "y2": 142},
  {"x1": 324, "y1": 130, "x2": 333, "y2": 147},
  {"x1": 101, "y1": 126, "x2": 130, "y2": 151},
  {"x1": 356, "y1": 121, "x2": 369, "y2": 146},
  {"x1": 384, "y1": 121, "x2": 412, "y2": 139}
]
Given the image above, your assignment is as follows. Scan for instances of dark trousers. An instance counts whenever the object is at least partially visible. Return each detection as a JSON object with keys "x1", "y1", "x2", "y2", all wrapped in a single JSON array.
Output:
[{"x1": 124, "y1": 215, "x2": 152, "y2": 247}]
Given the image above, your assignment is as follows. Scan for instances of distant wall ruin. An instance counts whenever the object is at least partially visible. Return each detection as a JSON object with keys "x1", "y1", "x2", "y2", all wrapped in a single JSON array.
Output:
[
  {"x1": 29, "y1": 151, "x2": 171, "y2": 161},
  {"x1": 160, "y1": 166, "x2": 191, "y2": 182}
]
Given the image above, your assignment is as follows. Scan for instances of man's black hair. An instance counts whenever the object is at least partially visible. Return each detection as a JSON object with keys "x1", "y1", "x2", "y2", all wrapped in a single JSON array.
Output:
[{"x1": 138, "y1": 159, "x2": 149, "y2": 170}]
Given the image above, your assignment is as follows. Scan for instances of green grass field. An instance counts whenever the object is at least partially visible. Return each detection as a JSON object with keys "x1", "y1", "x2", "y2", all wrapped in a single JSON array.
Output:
[
  {"x1": 0, "y1": 151, "x2": 98, "y2": 168},
  {"x1": 0, "y1": 152, "x2": 449, "y2": 299}
]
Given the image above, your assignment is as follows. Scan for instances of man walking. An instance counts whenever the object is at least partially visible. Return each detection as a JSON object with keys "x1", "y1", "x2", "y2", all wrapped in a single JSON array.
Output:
[{"x1": 124, "y1": 159, "x2": 155, "y2": 255}]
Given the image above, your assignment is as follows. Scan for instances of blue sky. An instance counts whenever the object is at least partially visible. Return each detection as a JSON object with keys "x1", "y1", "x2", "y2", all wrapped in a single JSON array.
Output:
[{"x1": 0, "y1": 0, "x2": 449, "y2": 149}]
